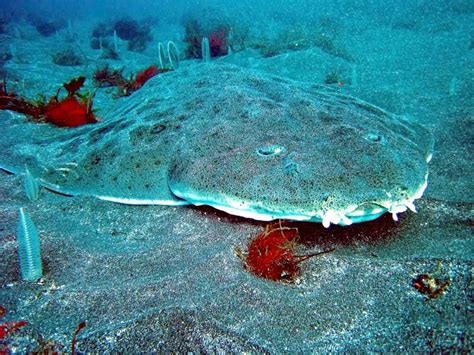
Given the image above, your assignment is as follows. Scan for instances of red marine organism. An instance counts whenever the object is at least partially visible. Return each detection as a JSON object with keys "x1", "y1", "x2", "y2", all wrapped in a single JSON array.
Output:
[
  {"x1": 208, "y1": 27, "x2": 229, "y2": 57},
  {"x1": 42, "y1": 76, "x2": 98, "y2": 127},
  {"x1": 237, "y1": 221, "x2": 335, "y2": 282},
  {"x1": 0, "y1": 305, "x2": 27, "y2": 341},
  {"x1": 412, "y1": 261, "x2": 450, "y2": 301},
  {"x1": 111, "y1": 65, "x2": 168, "y2": 97},
  {"x1": 43, "y1": 95, "x2": 96, "y2": 127},
  {"x1": 71, "y1": 321, "x2": 86, "y2": 355},
  {"x1": 0, "y1": 77, "x2": 98, "y2": 128},
  {"x1": 93, "y1": 65, "x2": 126, "y2": 88},
  {"x1": 63, "y1": 76, "x2": 86, "y2": 96},
  {"x1": 133, "y1": 65, "x2": 160, "y2": 89},
  {"x1": 245, "y1": 222, "x2": 300, "y2": 281},
  {"x1": 183, "y1": 20, "x2": 230, "y2": 59},
  {"x1": 0, "y1": 81, "x2": 40, "y2": 118}
]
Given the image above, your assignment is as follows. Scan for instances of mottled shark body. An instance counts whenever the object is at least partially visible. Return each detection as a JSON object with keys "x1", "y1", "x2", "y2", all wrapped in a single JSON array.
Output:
[{"x1": 0, "y1": 64, "x2": 433, "y2": 227}]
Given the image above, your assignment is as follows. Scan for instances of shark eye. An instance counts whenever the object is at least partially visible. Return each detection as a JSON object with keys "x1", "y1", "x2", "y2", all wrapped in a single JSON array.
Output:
[{"x1": 256, "y1": 144, "x2": 286, "y2": 157}]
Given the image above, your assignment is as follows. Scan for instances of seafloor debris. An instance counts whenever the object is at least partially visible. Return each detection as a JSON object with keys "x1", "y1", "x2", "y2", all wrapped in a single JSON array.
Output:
[
  {"x1": 412, "y1": 261, "x2": 450, "y2": 301},
  {"x1": 236, "y1": 221, "x2": 335, "y2": 282}
]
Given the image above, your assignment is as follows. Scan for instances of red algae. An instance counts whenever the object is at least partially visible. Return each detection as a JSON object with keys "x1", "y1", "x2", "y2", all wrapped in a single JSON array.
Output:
[
  {"x1": 44, "y1": 95, "x2": 97, "y2": 127},
  {"x1": 94, "y1": 64, "x2": 168, "y2": 97},
  {"x1": 0, "y1": 76, "x2": 98, "y2": 127},
  {"x1": 238, "y1": 221, "x2": 335, "y2": 282},
  {"x1": 208, "y1": 27, "x2": 229, "y2": 57},
  {"x1": 246, "y1": 223, "x2": 300, "y2": 281},
  {"x1": 71, "y1": 321, "x2": 86, "y2": 355},
  {"x1": 133, "y1": 65, "x2": 160, "y2": 89},
  {"x1": 0, "y1": 305, "x2": 27, "y2": 342}
]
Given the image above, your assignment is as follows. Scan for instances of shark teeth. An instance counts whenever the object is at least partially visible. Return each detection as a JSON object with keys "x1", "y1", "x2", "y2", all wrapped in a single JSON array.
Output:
[
  {"x1": 321, "y1": 210, "x2": 353, "y2": 228},
  {"x1": 386, "y1": 199, "x2": 418, "y2": 221},
  {"x1": 390, "y1": 204, "x2": 408, "y2": 221},
  {"x1": 172, "y1": 172, "x2": 430, "y2": 227}
]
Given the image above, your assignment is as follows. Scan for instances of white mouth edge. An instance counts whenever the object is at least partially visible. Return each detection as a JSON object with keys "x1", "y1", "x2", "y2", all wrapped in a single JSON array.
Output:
[
  {"x1": 7, "y1": 165, "x2": 429, "y2": 226},
  {"x1": 171, "y1": 172, "x2": 430, "y2": 228}
]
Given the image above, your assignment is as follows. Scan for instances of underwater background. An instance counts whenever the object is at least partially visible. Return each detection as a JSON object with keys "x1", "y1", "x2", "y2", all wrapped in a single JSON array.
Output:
[{"x1": 0, "y1": 0, "x2": 472, "y2": 352}]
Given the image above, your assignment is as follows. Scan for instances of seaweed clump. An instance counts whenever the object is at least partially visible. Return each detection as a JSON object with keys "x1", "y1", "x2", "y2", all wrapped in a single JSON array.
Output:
[
  {"x1": 90, "y1": 17, "x2": 156, "y2": 53},
  {"x1": 44, "y1": 77, "x2": 98, "y2": 127},
  {"x1": 249, "y1": 18, "x2": 353, "y2": 62},
  {"x1": 93, "y1": 64, "x2": 169, "y2": 97},
  {"x1": 32, "y1": 18, "x2": 64, "y2": 37},
  {"x1": 0, "y1": 15, "x2": 10, "y2": 35},
  {"x1": 113, "y1": 18, "x2": 152, "y2": 52},
  {"x1": 90, "y1": 23, "x2": 119, "y2": 59},
  {"x1": 52, "y1": 48, "x2": 83, "y2": 66},
  {"x1": 184, "y1": 19, "x2": 230, "y2": 59},
  {"x1": 90, "y1": 37, "x2": 119, "y2": 60},
  {"x1": 324, "y1": 69, "x2": 342, "y2": 85},
  {"x1": 93, "y1": 65, "x2": 126, "y2": 88},
  {"x1": 114, "y1": 18, "x2": 141, "y2": 40},
  {"x1": 0, "y1": 304, "x2": 85, "y2": 354},
  {"x1": 0, "y1": 51, "x2": 12, "y2": 66},
  {"x1": 92, "y1": 22, "x2": 114, "y2": 38}
]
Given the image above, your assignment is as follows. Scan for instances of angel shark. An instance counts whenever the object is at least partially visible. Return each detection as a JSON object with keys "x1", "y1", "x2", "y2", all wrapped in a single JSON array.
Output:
[{"x1": 0, "y1": 63, "x2": 433, "y2": 227}]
